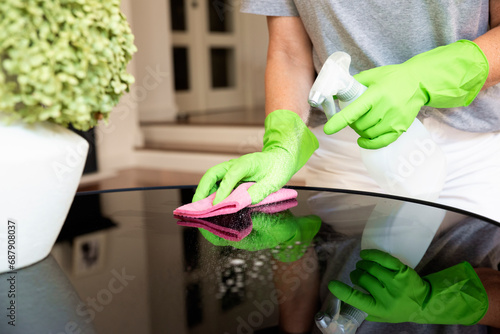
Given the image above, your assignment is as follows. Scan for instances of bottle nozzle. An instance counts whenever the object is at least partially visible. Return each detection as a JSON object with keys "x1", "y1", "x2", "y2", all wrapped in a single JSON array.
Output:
[
  {"x1": 308, "y1": 91, "x2": 325, "y2": 108},
  {"x1": 308, "y1": 52, "x2": 356, "y2": 119}
]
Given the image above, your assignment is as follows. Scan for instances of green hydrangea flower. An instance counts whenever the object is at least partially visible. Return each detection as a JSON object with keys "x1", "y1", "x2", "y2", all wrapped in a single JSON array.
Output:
[{"x1": 0, "y1": 0, "x2": 136, "y2": 130}]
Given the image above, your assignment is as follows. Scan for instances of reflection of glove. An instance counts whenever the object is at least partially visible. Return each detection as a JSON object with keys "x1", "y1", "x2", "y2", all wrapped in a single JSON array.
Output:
[
  {"x1": 328, "y1": 249, "x2": 488, "y2": 325},
  {"x1": 176, "y1": 199, "x2": 298, "y2": 241},
  {"x1": 193, "y1": 110, "x2": 318, "y2": 205},
  {"x1": 324, "y1": 40, "x2": 489, "y2": 149},
  {"x1": 200, "y1": 210, "x2": 321, "y2": 262}
]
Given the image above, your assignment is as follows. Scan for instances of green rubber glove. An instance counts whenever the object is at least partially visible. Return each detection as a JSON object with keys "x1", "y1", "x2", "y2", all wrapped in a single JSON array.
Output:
[
  {"x1": 328, "y1": 249, "x2": 488, "y2": 325},
  {"x1": 193, "y1": 109, "x2": 319, "y2": 205},
  {"x1": 324, "y1": 40, "x2": 489, "y2": 149},
  {"x1": 200, "y1": 210, "x2": 321, "y2": 262}
]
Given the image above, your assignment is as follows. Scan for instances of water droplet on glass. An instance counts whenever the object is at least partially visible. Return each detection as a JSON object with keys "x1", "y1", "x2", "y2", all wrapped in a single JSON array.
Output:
[{"x1": 230, "y1": 258, "x2": 245, "y2": 266}]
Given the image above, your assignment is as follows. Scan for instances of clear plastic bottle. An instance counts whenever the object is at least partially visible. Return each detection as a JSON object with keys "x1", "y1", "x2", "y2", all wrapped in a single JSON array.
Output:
[{"x1": 308, "y1": 52, "x2": 447, "y2": 202}]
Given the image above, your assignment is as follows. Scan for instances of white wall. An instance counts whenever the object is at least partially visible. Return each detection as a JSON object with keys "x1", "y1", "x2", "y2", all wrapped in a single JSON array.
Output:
[
  {"x1": 93, "y1": 0, "x2": 143, "y2": 175},
  {"x1": 95, "y1": 0, "x2": 181, "y2": 174},
  {"x1": 128, "y1": 0, "x2": 179, "y2": 122},
  {"x1": 92, "y1": 0, "x2": 269, "y2": 176}
]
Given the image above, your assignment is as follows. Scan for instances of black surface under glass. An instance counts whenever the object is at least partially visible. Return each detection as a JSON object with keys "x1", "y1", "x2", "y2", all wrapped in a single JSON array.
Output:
[{"x1": 1, "y1": 186, "x2": 499, "y2": 334}]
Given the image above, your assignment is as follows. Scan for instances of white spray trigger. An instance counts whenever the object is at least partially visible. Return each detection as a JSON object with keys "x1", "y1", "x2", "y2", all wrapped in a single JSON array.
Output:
[
  {"x1": 308, "y1": 52, "x2": 355, "y2": 120},
  {"x1": 329, "y1": 52, "x2": 352, "y2": 73}
]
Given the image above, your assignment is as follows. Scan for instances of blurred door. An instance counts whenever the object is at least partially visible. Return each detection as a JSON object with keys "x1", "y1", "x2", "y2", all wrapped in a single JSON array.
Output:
[{"x1": 169, "y1": 0, "x2": 245, "y2": 113}]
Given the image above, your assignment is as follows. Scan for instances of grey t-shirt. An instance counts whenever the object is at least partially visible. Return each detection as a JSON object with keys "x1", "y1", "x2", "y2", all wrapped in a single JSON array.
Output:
[{"x1": 241, "y1": 0, "x2": 500, "y2": 133}]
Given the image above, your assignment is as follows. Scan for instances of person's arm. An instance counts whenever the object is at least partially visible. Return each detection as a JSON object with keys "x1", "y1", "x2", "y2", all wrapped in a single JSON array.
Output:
[
  {"x1": 273, "y1": 247, "x2": 320, "y2": 333},
  {"x1": 474, "y1": 0, "x2": 500, "y2": 89},
  {"x1": 192, "y1": 17, "x2": 318, "y2": 205},
  {"x1": 476, "y1": 268, "x2": 500, "y2": 328},
  {"x1": 265, "y1": 16, "x2": 315, "y2": 122}
]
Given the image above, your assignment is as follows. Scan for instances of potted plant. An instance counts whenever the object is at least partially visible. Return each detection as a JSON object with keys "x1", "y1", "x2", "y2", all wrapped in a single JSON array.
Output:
[{"x1": 0, "y1": 0, "x2": 136, "y2": 273}]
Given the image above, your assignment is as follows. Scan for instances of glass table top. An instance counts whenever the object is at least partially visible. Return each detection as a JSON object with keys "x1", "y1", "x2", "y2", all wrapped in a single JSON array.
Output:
[{"x1": 1, "y1": 186, "x2": 499, "y2": 334}]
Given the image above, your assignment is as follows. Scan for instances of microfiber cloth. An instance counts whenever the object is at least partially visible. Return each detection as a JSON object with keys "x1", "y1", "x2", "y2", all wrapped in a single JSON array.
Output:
[
  {"x1": 252, "y1": 198, "x2": 298, "y2": 214},
  {"x1": 175, "y1": 210, "x2": 253, "y2": 241},
  {"x1": 173, "y1": 182, "x2": 298, "y2": 218},
  {"x1": 175, "y1": 198, "x2": 298, "y2": 241}
]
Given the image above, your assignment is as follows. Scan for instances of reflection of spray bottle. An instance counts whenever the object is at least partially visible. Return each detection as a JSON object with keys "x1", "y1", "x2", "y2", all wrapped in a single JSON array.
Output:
[
  {"x1": 314, "y1": 198, "x2": 445, "y2": 334},
  {"x1": 308, "y1": 52, "x2": 446, "y2": 202},
  {"x1": 316, "y1": 294, "x2": 366, "y2": 334}
]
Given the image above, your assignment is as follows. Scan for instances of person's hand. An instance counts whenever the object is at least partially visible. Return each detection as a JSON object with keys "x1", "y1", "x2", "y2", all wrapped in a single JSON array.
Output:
[
  {"x1": 200, "y1": 210, "x2": 321, "y2": 262},
  {"x1": 193, "y1": 110, "x2": 319, "y2": 205},
  {"x1": 328, "y1": 249, "x2": 488, "y2": 325},
  {"x1": 324, "y1": 40, "x2": 489, "y2": 149}
]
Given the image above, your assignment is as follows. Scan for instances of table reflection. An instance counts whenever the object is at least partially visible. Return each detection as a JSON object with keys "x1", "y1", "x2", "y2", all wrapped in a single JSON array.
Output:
[
  {"x1": 0, "y1": 255, "x2": 97, "y2": 334},
  {"x1": 1, "y1": 186, "x2": 497, "y2": 334}
]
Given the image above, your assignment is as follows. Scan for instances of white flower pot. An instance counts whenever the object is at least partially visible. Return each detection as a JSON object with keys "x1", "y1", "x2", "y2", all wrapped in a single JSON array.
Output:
[{"x1": 0, "y1": 117, "x2": 89, "y2": 273}]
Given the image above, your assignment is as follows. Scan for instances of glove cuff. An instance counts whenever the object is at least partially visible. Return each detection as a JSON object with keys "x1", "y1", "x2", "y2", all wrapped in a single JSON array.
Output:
[
  {"x1": 423, "y1": 261, "x2": 488, "y2": 325},
  {"x1": 272, "y1": 214, "x2": 321, "y2": 262},
  {"x1": 263, "y1": 110, "x2": 319, "y2": 173},
  {"x1": 407, "y1": 40, "x2": 489, "y2": 108},
  {"x1": 452, "y1": 40, "x2": 489, "y2": 106}
]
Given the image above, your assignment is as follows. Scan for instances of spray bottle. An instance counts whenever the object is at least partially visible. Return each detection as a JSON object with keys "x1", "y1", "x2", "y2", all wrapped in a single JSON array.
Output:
[
  {"x1": 308, "y1": 52, "x2": 447, "y2": 202},
  {"x1": 309, "y1": 52, "x2": 448, "y2": 334}
]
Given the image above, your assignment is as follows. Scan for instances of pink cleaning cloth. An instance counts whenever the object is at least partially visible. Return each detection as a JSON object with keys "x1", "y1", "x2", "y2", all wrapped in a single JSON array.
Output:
[
  {"x1": 173, "y1": 182, "x2": 298, "y2": 218},
  {"x1": 175, "y1": 211, "x2": 253, "y2": 241},
  {"x1": 175, "y1": 198, "x2": 298, "y2": 241},
  {"x1": 250, "y1": 198, "x2": 298, "y2": 214}
]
